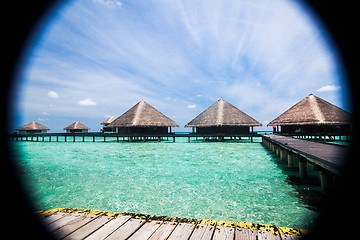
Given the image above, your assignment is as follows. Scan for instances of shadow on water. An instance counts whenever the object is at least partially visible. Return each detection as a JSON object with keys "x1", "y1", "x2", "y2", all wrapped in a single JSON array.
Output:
[{"x1": 266, "y1": 151, "x2": 326, "y2": 212}]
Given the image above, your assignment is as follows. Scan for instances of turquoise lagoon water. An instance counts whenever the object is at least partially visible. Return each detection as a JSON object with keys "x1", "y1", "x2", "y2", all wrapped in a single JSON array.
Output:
[{"x1": 11, "y1": 137, "x2": 318, "y2": 229}]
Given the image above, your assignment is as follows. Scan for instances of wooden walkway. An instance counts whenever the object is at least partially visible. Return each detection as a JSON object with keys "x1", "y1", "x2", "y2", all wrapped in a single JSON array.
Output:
[
  {"x1": 8, "y1": 132, "x2": 259, "y2": 143},
  {"x1": 261, "y1": 134, "x2": 349, "y2": 176},
  {"x1": 37, "y1": 208, "x2": 306, "y2": 240}
]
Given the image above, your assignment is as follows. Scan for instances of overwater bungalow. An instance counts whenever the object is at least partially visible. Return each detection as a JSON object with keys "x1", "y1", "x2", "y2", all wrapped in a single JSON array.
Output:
[
  {"x1": 63, "y1": 121, "x2": 90, "y2": 133},
  {"x1": 185, "y1": 98, "x2": 262, "y2": 134},
  {"x1": 107, "y1": 100, "x2": 179, "y2": 134},
  {"x1": 101, "y1": 116, "x2": 116, "y2": 133},
  {"x1": 16, "y1": 121, "x2": 50, "y2": 134},
  {"x1": 267, "y1": 94, "x2": 352, "y2": 135}
]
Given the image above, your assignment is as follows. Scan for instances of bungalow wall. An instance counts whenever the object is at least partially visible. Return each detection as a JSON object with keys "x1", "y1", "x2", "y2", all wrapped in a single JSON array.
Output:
[
  {"x1": 116, "y1": 126, "x2": 168, "y2": 134},
  {"x1": 65, "y1": 129, "x2": 89, "y2": 133},
  {"x1": 102, "y1": 126, "x2": 116, "y2": 133},
  {"x1": 195, "y1": 126, "x2": 250, "y2": 134},
  {"x1": 19, "y1": 130, "x2": 48, "y2": 134},
  {"x1": 281, "y1": 124, "x2": 351, "y2": 135}
]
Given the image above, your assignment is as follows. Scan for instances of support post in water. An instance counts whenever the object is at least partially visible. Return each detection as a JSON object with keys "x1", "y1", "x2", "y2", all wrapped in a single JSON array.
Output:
[
  {"x1": 299, "y1": 156, "x2": 308, "y2": 181},
  {"x1": 320, "y1": 171, "x2": 334, "y2": 194},
  {"x1": 287, "y1": 152, "x2": 295, "y2": 168},
  {"x1": 279, "y1": 148, "x2": 286, "y2": 161}
]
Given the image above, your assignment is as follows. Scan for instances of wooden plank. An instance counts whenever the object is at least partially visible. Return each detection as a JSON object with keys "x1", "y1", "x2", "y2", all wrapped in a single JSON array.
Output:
[
  {"x1": 257, "y1": 224, "x2": 281, "y2": 240},
  {"x1": 47, "y1": 213, "x2": 84, "y2": 231},
  {"x1": 235, "y1": 222, "x2": 256, "y2": 240},
  {"x1": 105, "y1": 216, "x2": 148, "y2": 240},
  {"x1": 148, "y1": 221, "x2": 178, "y2": 240},
  {"x1": 52, "y1": 214, "x2": 97, "y2": 239},
  {"x1": 85, "y1": 215, "x2": 132, "y2": 240},
  {"x1": 189, "y1": 224, "x2": 215, "y2": 240},
  {"x1": 167, "y1": 221, "x2": 197, "y2": 240},
  {"x1": 128, "y1": 219, "x2": 163, "y2": 240},
  {"x1": 189, "y1": 219, "x2": 216, "y2": 240},
  {"x1": 63, "y1": 215, "x2": 113, "y2": 240},
  {"x1": 277, "y1": 226, "x2": 303, "y2": 240},
  {"x1": 40, "y1": 212, "x2": 69, "y2": 225},
  {"x1": 212, "y1": 226, "x2": 235, "y2": 240}
]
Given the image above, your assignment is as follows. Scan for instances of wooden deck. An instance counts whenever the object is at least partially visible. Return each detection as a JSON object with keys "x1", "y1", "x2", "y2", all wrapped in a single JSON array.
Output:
[
  {"x1": 261, "y1": 134, "x2": 349, "y2": 175},
  {"x1": 37, "y1": 208, "x2": 306, "y2": 240}
]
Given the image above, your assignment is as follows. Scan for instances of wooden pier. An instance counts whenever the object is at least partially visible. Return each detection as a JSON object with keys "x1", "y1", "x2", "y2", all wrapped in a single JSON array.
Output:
[
  {"x1": 261, "y1": 134, "x2": 349, "y2": 194},
  {"x1": 37, "y1": 208, "x2": 306, "y2": 240}
]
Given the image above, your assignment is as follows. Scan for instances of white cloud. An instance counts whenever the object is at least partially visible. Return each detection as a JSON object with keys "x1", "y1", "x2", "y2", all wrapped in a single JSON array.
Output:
[
  {"x1": 38, "y1": 118, "x2": 49, "y2": 121},
  {"x1": 48, "y1": 90, "x2": 59, "y2": 98},
  {"x1": 78, "y1": 98, "x2": 97, "y2": 106},
  {"x1": 316, "y1": 85, "x2": 341, "y2": 92},
  {"x1": 93, "y1": 0, "x2": 122, "y2": 8},
  {"x1": 42, "y1": 111, "x2": 49, "y2": 115},
  {"x1": 187, "y1": 104, "x2": 196, "y2": 109}
]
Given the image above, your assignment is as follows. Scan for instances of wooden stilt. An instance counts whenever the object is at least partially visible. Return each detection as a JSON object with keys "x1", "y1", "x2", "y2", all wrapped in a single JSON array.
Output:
[
  {"x1": 299, "y1": 157, "x2": 308, "y2": 181},
  {"x1": 287, "y1": 152, "x2": 295, "y2": 168},
  {"x1": 320, "y1": 171, "x2": 334, "y2": 194}
]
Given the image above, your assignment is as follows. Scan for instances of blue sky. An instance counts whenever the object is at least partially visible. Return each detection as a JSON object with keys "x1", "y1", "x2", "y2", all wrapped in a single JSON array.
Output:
[{"x1": 14, "y1": 0, "x2": 350, "y2": 132}]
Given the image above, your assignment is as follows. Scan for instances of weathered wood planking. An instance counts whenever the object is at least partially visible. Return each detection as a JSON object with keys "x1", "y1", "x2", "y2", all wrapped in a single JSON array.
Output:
[
  {"x1": 128, "y1": 219, "x2": 163, "y2": 239},
  {"x1": 167, "y1": 222, "x2": 197, "y2": 240},
  {"x1": 105, "y1": 217, "x2": 148, "y2": 240},
  {"x1": 148, "y1": 220, "x2": 178, "y2": 240},
  {"x1": 235, "y1": 222, "x2": 257, "y2": 240},
  {"x1": 63, "y1": 215, "x2": 112, "y2": 240},
  {"x1": 262, "y1": 134, "x2": 348, "y2": 175},
  {"x1": 189, "y1": 219, "x2": 217, "y2": 240},
  {"x1": 257, "y1": 224, "x2": 281, "y2": 240},
  {"x1": 52, "y1": 214, "x2": 97, "y2": 239},
  {"x1": 85, "y1": 215, "x2": 132, "y2": 240},
  {"x1": 37, "y1": 208, "x2": 305, "y2": 240}
]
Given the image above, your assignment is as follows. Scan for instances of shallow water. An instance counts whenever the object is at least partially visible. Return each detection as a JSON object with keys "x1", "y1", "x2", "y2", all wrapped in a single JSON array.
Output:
[{"x1": 11, "y1": 138, "x2": 319, "y2": 229}]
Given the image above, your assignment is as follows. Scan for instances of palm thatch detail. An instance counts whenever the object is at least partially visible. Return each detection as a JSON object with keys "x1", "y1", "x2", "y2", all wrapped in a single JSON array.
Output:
[
  {"x1": 16, "y1": 121, "x2": 50, "y2": 131},
  {"x1": 64, "y1": 121, "x2": 90, "y2": 130},
  {"x1": 267, "y1": 94, "x2": 352, "y2": 126},
  {"x1": 108, "y1": 100, "x2": 179, "y2": 127},
  {"x1": 185, "y1": 98, "x2": 262, "y2": 127}
]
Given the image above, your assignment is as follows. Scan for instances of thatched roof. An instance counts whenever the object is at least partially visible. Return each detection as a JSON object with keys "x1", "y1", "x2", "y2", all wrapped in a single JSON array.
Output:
[
  {"x1": 267, "y1": 94, "x2": 352, "y2": 126},
  {"x1": 16, "y1": 121, "x2": 50, "y2": 131},
  {"x1": 101, "y1": 116, "x2": 116, "y2": 125},
  {"x1": 107, "y1": 100, "x2": 179, "y2": 127},
  {"x1": 64, "y1": 121, "x2": 90, "y2": 130},
  {"x1": 185, "y1": 98, "x2": 262, "y2": 127}
]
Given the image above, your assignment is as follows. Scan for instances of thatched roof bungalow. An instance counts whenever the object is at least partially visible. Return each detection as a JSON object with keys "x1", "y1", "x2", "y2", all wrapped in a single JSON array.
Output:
[
  {"x1": 107, "y1": 100, "x2": 179, "y2": 134},
  {"x1": 101, "y1": 116, "x2": 116, "y2": 132},
  {"x1": 16, "y1": 121, "x2": 50, "y2": 134},
  {"x1": 64, "y1": 121, "x2": 90, "y2": 133},
  {"x1": 267, "y1": 94, "x2": 352, "y2": 134},
  {"x1": 185, "y1": 98, "x2": 262, "y2": 134}
]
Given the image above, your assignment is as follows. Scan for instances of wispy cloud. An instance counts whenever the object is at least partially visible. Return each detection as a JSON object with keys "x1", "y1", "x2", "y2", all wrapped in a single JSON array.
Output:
[
  {"x1": 48, "y1": 90, "x2": 59, "y2": 98},
  {"x1": 93, "y1": 0, "x2": 122, "y2": 8},
  {"x1": 317, "y1": 85, "x2": 341, "y2": 92},
  {"x1": 15, "y1": 0, "x2": 347, "y2": 131},
  {"x1": 78, "y1": 98, "x2": 97, "y2": 106}
]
